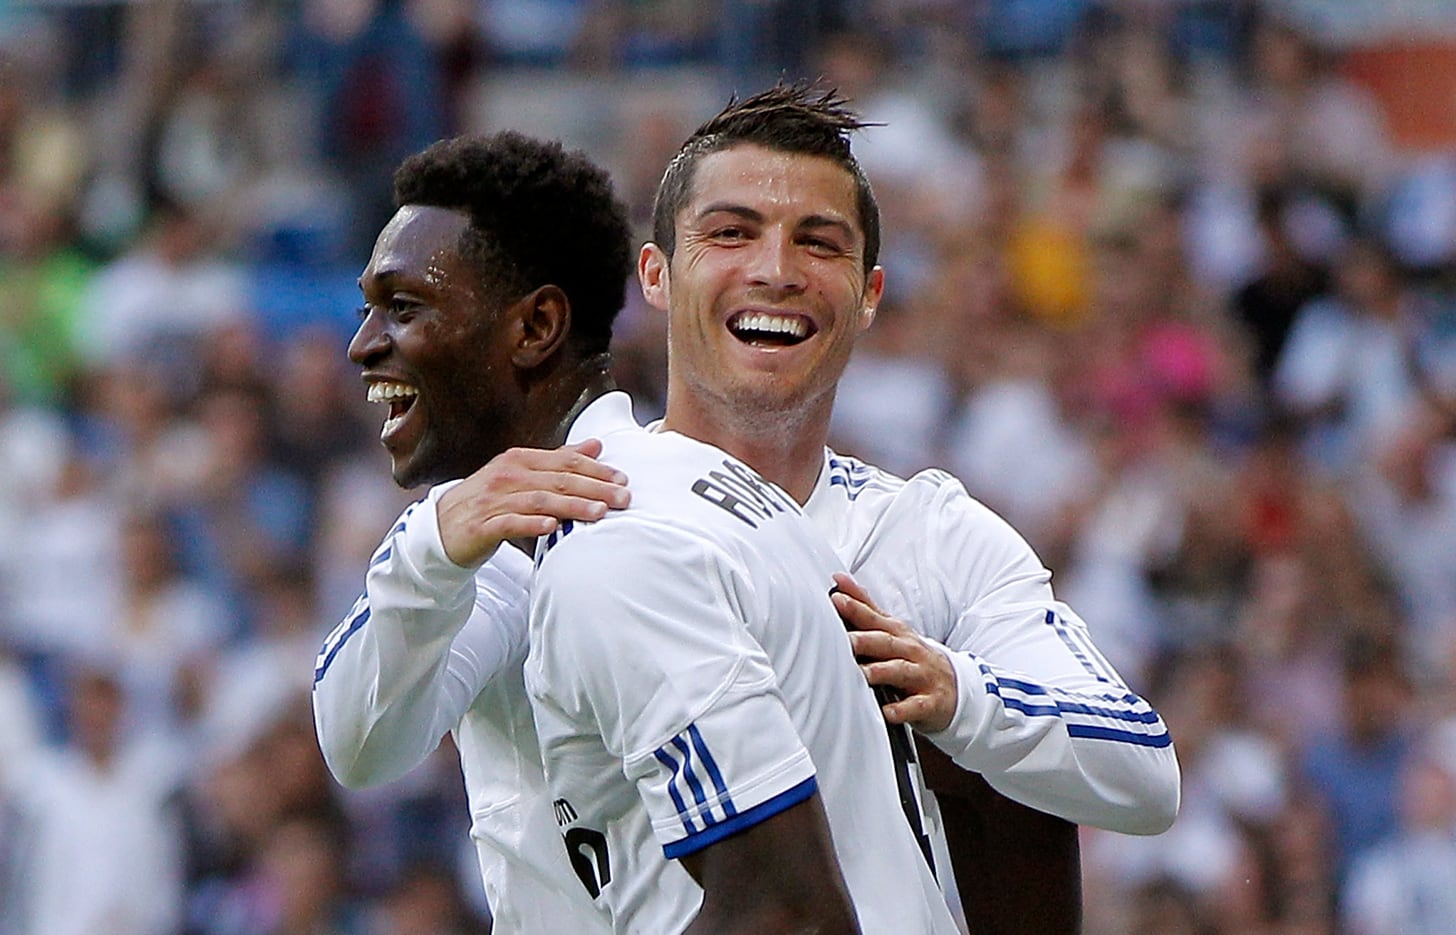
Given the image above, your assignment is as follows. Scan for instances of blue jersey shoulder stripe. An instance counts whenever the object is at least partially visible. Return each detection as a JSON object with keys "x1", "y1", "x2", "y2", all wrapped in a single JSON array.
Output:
[
  {"x1": 662, "y1": 776, "x2": 817, "y2": 860},
  {"x1": 389, "y1": 503, "x2": 417, "y2": 537},
  {"x1": 826, "y1": 455, "x2": 902, "y2": 482},
  {"x1": 656, "y1": 727, "x2": 743, "y2": 835},
  {"x1": 367, "y1": 504, "x2": 418, "y2": 568},
  {"x1": 314, "y1": 604, "x2": 371, "y2": 684}
]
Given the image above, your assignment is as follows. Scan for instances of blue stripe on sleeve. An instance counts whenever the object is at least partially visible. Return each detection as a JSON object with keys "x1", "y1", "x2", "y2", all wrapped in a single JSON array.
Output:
[
  {"x1": 671, "y1": 736, "x2": 715, "y2": 823},
  {"x1": 1069, "y1": 724, "x2": 1174, "y2": 747},
  {"x1": 313, "y1": 605, "x2": 371, "y2": 684},
  {"x1": 977, "y1": 660, "x2": 1170, "y2": 744},
  {"x1": 653, "y1": 747, "x2": 698, "y2": 835},
  {"x1": 388, "y1": 503, "x2": 415, "y2": 537},
  {"x1": 688, "y1": 724, "x2": 736, "y2": 817},
  {"x1": 662, "y1": 776, "x2": 817, "y2": 860}
]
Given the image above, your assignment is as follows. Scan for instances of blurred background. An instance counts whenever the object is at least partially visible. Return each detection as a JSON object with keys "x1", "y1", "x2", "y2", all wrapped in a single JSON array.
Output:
[{"x1": 4, "y1": 0, "x2": 1456, "y2": 932}]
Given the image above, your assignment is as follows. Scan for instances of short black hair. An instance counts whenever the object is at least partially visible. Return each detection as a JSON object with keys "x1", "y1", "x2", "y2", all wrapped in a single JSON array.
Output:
[
  {"x1": 651, "y1": 82, "x2": 881, "y2": 273},
  {"x1": 394, "y1": 132, "x2": 633, "y2": 354}
]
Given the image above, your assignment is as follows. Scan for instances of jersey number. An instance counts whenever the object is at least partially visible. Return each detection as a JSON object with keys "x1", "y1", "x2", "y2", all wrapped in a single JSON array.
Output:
[{"x1": 565, "y1": 827, "x2": 612, "y2": 898}]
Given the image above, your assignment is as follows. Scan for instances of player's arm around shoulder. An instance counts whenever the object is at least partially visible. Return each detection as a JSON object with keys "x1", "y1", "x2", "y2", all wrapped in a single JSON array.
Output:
[
  {"x1": 312, "y1": 484, "x2": 483, "y2": 788},
  {"x1": 527, "y1": 521, "x2": 861, "y2": 935},
  {"x1": 314, "y1": 442, "x2": 629, "y2": 788}
]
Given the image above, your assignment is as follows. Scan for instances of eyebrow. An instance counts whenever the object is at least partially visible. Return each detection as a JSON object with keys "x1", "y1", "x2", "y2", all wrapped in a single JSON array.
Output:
[
  {"x1": 693, "y1": 203, "x2": 763, "y2": 225},
  {"x1": 358, "y1": 268, "x2": 410, "y2": 292},
  {"x1": 693, "y1": 203, "x2": 857, "y2": 241}
]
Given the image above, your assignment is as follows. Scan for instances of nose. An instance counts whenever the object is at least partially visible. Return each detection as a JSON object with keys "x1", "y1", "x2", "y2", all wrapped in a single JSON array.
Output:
[
  {"x1": 348, "y1": 310, "x2": 389, "y2": 366},
  {"x1": 745, "y1": 229, "x2": 806, "y2": 294}
]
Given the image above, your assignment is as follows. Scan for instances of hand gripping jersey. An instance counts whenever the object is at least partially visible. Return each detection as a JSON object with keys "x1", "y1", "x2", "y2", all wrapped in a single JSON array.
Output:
[
  {"x1": 804, "y1": 452, "x2": 1179, "y2": 834},
  {"x1": 524, "y1": 393, "x2": 958, "y2": 934}
]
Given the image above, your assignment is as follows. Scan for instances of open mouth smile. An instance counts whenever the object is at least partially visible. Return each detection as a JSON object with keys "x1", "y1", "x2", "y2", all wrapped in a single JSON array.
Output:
[
  {"x1": 366, "y1": 379, "x2": 419, "y2": 439},
  {"x1": 727, "y1": 310, "x2": 816, "y2": 347}
]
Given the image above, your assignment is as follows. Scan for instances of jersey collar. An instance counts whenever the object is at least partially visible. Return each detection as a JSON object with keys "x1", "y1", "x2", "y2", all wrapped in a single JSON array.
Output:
[{"x1": 565, "y1": 390, "x2": 639, "y2": 446}]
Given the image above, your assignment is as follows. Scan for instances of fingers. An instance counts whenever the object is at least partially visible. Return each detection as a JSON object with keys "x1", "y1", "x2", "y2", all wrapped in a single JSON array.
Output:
[
  {"x1": 469, "y1": 442, "x2": 631, "y2": 513},
  {"x1": 436, "y1": 441, "x2": 631, "y2": 567},
  {"x1": 569, "y1": 437, "x2": 604, "y2": 458},
  {"x1": 501, "y1": 489, "x2": 623, "y2": 524},
  {"x1": 831, "y1": 571, "x2": 882, "y2": 613},
  {"x1": 878, "y1": 693, "x2": 938, "y2": 726},
  {"x1": 833, "y1": 590, "x2": 913, "y2": 638},
  {"x1": 533, "y1": 440, "x2": 631, "y2": 488},
  {"x1": 850, "y1": 630, "x2": 958, "y2": 733},
  {"x1": 847, "y1": 628, "x2": 923, "y2": 663}
]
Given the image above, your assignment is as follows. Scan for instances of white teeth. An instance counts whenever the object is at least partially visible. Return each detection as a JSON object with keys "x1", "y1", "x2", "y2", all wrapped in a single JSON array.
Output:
[
  {"x1": 367, "y1": 381, "x2": 419, "y2": 404},
  {"x1": 731, "y1": 313, "x2": 809, "y2": 338}
]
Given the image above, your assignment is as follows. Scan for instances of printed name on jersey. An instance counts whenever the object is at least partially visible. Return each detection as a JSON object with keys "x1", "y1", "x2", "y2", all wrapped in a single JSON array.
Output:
[{"x1": 691, "y1": 458, "x2": 798, "y2": 528}]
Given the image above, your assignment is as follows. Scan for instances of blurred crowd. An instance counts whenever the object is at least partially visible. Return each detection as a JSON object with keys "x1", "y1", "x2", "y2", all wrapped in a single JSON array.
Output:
[{"x1": 4, "y1": 0, "x2": 1456, "y2": 933}]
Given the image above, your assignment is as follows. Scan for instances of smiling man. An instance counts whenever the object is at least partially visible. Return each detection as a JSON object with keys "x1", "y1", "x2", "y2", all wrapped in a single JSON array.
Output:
[
  {"x1": 313, "y1": 131, "x2": 959, "y2": 934},
  {"x1": 636, "y1": 85, "x2": 1181, "y2": 933}
]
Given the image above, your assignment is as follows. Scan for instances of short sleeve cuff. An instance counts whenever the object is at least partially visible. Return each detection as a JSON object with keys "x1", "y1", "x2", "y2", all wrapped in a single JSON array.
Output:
[
  {"x1": 662, "y1": 776, "x2": 818, "y2": 859},
  {"x1": 632, "y1": 694, "x2": 818, "y2": 860}
]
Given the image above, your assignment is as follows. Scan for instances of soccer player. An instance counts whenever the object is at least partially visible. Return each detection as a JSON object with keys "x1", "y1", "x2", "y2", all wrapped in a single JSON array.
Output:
[
  {"x1": 635, "y1": 84, "x2": 1182, "y2": 931},
  {"x1": 314, "y1": 132, "x2": 957, "y2": 933}
]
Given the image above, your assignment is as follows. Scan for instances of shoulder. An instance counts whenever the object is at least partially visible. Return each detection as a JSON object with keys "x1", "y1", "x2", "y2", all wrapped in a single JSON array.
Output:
[
  {"x1": 533, "y1": 515, "x2": 746, "y2": 626},
  {"x1": 825, "y1": 450, "x2": 1029, "y2": 547},
  {"x1": 820, "y1": 450, "x2": 909, "y2": 505},
  {"x1": 597, "y1": 432, "x2": 803, "y2": 539}
]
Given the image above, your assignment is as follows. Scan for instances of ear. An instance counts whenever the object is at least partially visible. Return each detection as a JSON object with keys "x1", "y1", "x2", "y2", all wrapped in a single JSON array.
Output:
[
  {"x1": 638, "y1": 242, "x2": 671, "y2": 312},
  {"x1": 857, "y1": 265, "x2": 885, "y2": 333},
  {"x1": 510, "y1": 285, "x2": 571, "y2": 369}
]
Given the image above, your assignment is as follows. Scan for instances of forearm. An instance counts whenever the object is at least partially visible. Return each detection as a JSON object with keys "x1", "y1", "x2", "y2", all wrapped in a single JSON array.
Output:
[
  {"x1": 925, "y1": 647, "x2": 1178, "y2": 834},
  {"x1": 313, "y1": 492, "x2": 518, "y2": 786}
]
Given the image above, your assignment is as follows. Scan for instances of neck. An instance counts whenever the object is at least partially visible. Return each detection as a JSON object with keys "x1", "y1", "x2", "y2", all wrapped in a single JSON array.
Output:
[
  {"x1": 662, "y1": 389, "x2": 830, "y2": 505},
  {"x1": 524, "y1": 351, "x2": 617, "y2": 450},
  {"x1": 504, "y1": 353, "x2": 616, "y2": 558}
]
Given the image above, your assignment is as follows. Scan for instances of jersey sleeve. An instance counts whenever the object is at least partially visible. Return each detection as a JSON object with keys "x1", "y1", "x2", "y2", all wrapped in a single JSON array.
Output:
[
  {"x1": 529, "y1": 520, "x2": 817, "y2": 859},
  {"x1": 312, "y1": 482, "x2": 532, "y2": 787},
  {"x1": 917, "y1": 475, "x2": 1181, "y2": 835}
]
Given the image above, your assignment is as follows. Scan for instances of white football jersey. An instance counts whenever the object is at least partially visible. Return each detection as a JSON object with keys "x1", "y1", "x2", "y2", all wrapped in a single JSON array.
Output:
[
  {"x1": 525, "y1": 392, "x2": 957, "y2": 935},
  {"x1": 313, "y1": 413, "x2": 1178, "y2": 935}
]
